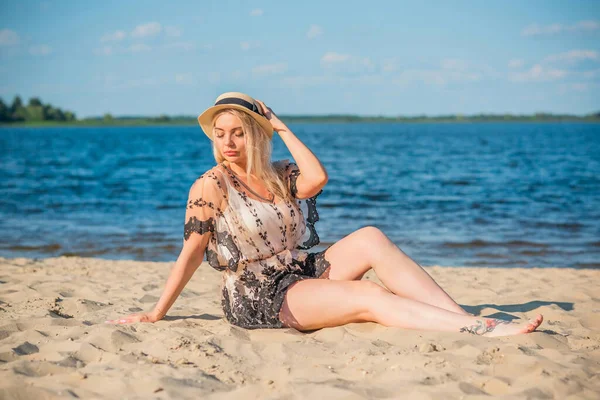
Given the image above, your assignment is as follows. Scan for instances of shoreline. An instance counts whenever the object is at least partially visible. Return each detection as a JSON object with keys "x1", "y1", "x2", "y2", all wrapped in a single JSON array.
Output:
[
  {"x1": 1, "y1": 255, "x2": 599, "y2": 398},
  {"x1": 2, "y1": 119, "x2": 600, "y2": 128}
]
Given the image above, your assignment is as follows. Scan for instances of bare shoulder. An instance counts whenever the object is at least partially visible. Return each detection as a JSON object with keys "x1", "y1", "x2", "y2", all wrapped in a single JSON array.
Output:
[{"x1": 189, "y1": 164, "x2": 226, "y2": 194}]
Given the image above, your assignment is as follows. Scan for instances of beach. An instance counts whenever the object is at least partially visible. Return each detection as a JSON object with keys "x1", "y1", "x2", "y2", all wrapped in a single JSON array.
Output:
[{"x1": 1, "y1": 256, "x2": 599, "y2": 399}]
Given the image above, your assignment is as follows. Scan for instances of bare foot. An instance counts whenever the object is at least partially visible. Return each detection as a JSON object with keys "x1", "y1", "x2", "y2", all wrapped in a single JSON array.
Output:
[{"x1": 459, "y1": 314, "x2": 543, "y2": 337}]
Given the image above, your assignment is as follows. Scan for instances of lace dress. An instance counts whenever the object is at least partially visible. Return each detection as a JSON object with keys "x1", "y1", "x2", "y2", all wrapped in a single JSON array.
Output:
[{"x1": 183, "y1": 159, "x2": 332, "y2": 329}]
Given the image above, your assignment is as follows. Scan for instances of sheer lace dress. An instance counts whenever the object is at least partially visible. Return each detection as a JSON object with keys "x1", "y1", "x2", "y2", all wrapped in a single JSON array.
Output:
[{"x1": 183, "y1": 159, "x2": 331, "y2": 329}]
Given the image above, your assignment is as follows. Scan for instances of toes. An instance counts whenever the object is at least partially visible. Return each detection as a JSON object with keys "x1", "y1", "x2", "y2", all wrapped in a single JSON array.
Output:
[{"x1": 525, "y1": 314, "x2": 544, "y2": 333}]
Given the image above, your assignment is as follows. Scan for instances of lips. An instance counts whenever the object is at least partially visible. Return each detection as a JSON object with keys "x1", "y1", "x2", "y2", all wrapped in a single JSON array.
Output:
[{"x1": 224, "y1": 151, "x2": 237, "y2": 155}]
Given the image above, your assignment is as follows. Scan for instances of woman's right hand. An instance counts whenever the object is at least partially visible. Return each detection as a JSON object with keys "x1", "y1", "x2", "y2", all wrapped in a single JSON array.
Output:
[{"x1": 105, "y1": 311, "x2": 161, "y2": 325}]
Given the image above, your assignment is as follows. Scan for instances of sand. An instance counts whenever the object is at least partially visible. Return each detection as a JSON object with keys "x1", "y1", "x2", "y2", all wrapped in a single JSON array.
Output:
[{"x1": 0, "y1": 256, "x2": 599, "y2": 399}]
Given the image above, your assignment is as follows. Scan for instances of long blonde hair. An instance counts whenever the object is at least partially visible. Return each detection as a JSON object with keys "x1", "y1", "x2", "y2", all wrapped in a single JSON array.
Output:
[{"x1": 211, "y1": 109, "x2": 293, "y2": 202}]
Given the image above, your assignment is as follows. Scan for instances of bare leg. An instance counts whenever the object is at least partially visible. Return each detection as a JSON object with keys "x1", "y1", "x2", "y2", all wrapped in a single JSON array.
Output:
[
  {"x1": 280, "y1": 279, "x2": 543, "y2": 337},
  {"x1": 321, "y1": 227, "x2": 470, "y2": 315}
]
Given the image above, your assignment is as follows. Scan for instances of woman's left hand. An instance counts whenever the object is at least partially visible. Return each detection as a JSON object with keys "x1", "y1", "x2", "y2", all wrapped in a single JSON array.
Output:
[
  {"x1": 256, "y1": 99, "x2": 288, "y2": 133},
  {"x1": 105, "y1": 311, "x2": 160, "y2": 325}
]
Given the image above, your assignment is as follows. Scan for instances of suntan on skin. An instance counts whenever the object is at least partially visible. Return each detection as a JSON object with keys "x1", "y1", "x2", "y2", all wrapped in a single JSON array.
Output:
[{"x1": 106, "y1": 98, "x2": 543, "y2": 337}]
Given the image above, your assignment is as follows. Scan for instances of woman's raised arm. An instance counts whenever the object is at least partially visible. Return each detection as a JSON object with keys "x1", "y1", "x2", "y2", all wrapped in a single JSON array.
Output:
[{"x1": 255, "y1": 99, "x2": 328, "y2": 199}]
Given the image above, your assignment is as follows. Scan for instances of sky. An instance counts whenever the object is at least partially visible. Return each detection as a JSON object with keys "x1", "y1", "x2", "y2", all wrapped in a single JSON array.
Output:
[{"x1": 1, "y1": 0, "x2": 599, "y2": 118}]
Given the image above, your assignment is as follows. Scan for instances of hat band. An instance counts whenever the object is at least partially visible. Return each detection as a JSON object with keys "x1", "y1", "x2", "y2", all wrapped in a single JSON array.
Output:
[{"x1": 214, "y1": 97, "x2": 263, "y2": 116}]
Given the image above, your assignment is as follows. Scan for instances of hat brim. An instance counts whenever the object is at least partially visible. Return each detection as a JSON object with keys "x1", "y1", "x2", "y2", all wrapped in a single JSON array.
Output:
[{"x1": 197, "y1": 104, "x2": 274, "y2": 141}]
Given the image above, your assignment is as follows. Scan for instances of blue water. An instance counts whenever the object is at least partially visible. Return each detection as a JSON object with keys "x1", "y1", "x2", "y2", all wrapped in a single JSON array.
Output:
[{"x1": 1, "y1": 123, "x2": 599, "y2": 268}]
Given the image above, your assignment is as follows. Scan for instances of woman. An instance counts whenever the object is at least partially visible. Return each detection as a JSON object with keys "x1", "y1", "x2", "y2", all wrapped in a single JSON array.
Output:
[{"x1": 107, "y1": 92, "x2": 543, "y2": 337}]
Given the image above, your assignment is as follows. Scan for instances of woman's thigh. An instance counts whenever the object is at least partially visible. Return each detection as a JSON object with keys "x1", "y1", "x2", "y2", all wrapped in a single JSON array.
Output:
[
  {"x1": 279, "y1": 278, "x2": 387, "y2": 331},
  {"x1": 318, "y1": 226, "x2": 385, "y2": 281}
]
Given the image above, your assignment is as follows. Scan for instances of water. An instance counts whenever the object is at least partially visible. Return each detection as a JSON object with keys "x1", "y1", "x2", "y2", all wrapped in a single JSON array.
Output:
[{"x1": 1, "y1": 123, "x2": 599, "y2": 268}]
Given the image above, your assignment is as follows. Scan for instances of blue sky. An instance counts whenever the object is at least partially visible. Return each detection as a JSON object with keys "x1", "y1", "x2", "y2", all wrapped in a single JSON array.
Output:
[{"x1": 1, "y1": 0, "x2": 599, "y2": 117}]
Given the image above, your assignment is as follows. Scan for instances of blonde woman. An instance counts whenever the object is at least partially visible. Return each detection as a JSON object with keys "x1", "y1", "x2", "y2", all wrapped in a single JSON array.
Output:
[{"x1": 107, "y1": 92, "x2": 543, "y2": 337}]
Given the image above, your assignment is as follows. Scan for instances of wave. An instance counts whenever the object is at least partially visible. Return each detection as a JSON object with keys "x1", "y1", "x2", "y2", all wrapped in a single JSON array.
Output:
[
  {"x1": 1, "y1": 243, "x2": 62, "y2": 252},
  {"x1": 442, "y1": 240, "x2": 549, "y2": 249}
]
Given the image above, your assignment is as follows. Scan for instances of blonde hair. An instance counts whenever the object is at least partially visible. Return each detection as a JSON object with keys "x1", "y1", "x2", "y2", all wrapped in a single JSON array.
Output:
[{"x1": 211, "y1": 109, "x2": 293, "y2": 202}]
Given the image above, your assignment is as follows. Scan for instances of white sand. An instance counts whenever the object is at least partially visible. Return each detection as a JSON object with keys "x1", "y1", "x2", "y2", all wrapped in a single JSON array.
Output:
[{"x1": 1, "y1": 256, "x2": 599, "y2": 399}]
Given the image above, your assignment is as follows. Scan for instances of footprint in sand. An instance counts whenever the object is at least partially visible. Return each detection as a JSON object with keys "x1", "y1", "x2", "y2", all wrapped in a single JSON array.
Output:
[
  {"x1": 12, "y1": 360, "x2": 74, "y2": 377},
  {"x1": 12, "y1": 341, "x2": 39, "y2": 356}
]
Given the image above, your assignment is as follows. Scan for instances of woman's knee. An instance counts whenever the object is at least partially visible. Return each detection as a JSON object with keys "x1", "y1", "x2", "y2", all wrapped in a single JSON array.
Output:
[
  {"x1": 356, "y1": 280, "x2": 390, "y2": 321},
  {"x1": 358, "y1": 226, "x2": 388, "y2": 243},
  {"x1": 360, "y1": 280, "x2": 388, "y2": 295},
  {"x1": 355, "y1": 226, "x2": 391, "y2": 255}
]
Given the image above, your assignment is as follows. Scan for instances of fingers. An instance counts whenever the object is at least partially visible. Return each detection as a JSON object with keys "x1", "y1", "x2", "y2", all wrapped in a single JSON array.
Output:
[
  {"x1": 256, "y1": 99, "x2": 272, "y2": 116},
  {"x1": 256, "y1": 99, "x2": 267, "y2": 112},
  {"x1": 104, "y1": 319, "x2": 128, "y2": 324},
  {"x1": 104, "y1": 314, "x2": 139, "y2": 324}
]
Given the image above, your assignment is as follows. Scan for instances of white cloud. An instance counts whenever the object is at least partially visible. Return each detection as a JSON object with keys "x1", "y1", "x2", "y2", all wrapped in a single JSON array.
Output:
[
  {"x1": 128, "y1": 43, "x2": 152, "y2": 53},
  {"x1": 231, "y1": 70, "x2": 245, "y2": 80},
  {"x1": 280, "y1": 75, "x2": 335, "y2": 87},
  {"x1": 101, "y1": 75, "x2": 150, "y2": 90},
  {"x1": 558, "y1": 82, "x2": 599, "y2": 93},
  {"x1": 307, "y1": 25, "x2": 323, "y2": 39},
  {"x1": 360, "y1": 57, "x2": 375, "y2": 69},
  {"x1": 508, "y1": 59, "x2": 524, "y2": 68},
  {"x1": 582, "y1": 68, "x2": 600, "y2": 79},
  {"x1": 522, "y1": 20, "x2": 600, "y2": 36},
  {"x1": 101, "y1": 30, "x2": 126, "y2": 42},
  {"x1": 131, "y1": 22, "x2": 162, "y2": 38},
  {"x1": 321, "y1": 52, "x2": 376, "y2": 74},
  {"x1": 29, "y1": 44, "x2": 52, "y2": 56},
  {"x1": 509, "y1": 64, "x2": 568, "y2": 82},
  {"x1": 522, "y1": 23, "x2": 563, "y2": 36},
  {"x1": 165, "y1": 26, "x2": 182, "y2": 38},
  {"x1": 164, "y1": 41, "x2": 197, "y2": 51},
  {"x1": 252, "y1": 63, "x2": 288, "y2": 75},
  {"x1": 240, "y1": 41, "x2": 260, "y2": 51},
  {"x1": 175, "y1": 73, "x2": 195, "y2": 85},
  {"x1": 0, "y1": 29, "x2": 19, "y2": 46},
  {"x1": 208, "y1": 72, "x2": 221, "y2": 84},
  {"x1": 94, "y1": 46, "x2": 113, "y2": 56},
  {"x1": 575, "y1": 20, "x2": 600, "y2": 31},
  {"x1": 101, "y1": 75, "x2": 167, "y2": 91},
  {"x1": 393, "y1": 60, "x2": 490, "y2": 86},
  {"x1": 381, "y1": 59, "x2": 398, "y2": 72},
  {"x1": 441, "y1": 58, "x2": 468, "y2": 71},
  {"x1": 280, "y1": 74, "x2": 384, "y2": 88},
  {"x1": 123, "y1": 78, "x2": 159, "y2": 88},
  {"x1": 250, "y1": 9, "x2": 263, "y2": 17},
  {"x1": 566, "y1": 83, "x2": 589, "y2": 91},
  {"x1": 544, "y1": 49, "x2": 599, "y2": 64},
  {"x1": 321, "y1": 52, "x2": 351, "y2": 65},
  {"x1": 393, "y1": 70, "x2": 447, "y2": 86}
]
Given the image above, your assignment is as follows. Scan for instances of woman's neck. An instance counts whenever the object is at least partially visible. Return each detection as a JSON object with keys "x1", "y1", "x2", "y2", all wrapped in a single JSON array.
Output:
[{"x1": 224, "y1": 160, "x2": 249, "y2": 177}]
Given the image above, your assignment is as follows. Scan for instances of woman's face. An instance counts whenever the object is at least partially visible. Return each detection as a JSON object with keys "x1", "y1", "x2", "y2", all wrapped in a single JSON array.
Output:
[{"x1": 214, "y1": 112, "x2": 247, "y2": 164}]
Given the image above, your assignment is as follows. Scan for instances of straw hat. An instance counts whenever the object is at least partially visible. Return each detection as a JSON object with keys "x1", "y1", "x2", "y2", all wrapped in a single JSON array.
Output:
[{"x1": 197, "y1": 92, "x2": 274, "y2": 141}]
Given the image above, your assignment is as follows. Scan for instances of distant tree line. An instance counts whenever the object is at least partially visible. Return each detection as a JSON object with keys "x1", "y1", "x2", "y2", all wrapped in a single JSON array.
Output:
[
  {"x1": 0, "y1": 96, "x2": 76, "y2": 123},
  {"x1": 1, "y1": 94, "x2": 599, "y2": 125}
]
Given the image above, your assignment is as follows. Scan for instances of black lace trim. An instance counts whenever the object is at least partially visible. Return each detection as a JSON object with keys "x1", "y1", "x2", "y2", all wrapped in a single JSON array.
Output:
[
  {"x1": 296, "y1": 189, "x2": 323, "y2": 250},
  {"x1": 305, "y1": 245, "x2": 332, "y2": 277},
  {"x1": 286, "y1": 162, "x2": 324, "y2": 251},
  {"x1": 183, "y1": 216, "x2": 215, "y2": 241},
  {"x1": 221, "y1": 270, "x2": 312, "y2": 329},
  {"x1": 289, "y1": 167, "x2": 301, "y2": 198},
  {"x1": 215, "y1": 230, "x2": 241, "y2": 272},
  {"x1": 206, "y1": 248, "x2": 225, "y2": 271},
  {"x1": 187, "y1": 197, "x2": 215, "y2": 209}
]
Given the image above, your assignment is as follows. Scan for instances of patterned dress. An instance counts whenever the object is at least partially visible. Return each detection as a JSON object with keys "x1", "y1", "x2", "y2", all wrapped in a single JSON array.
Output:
[{"x1": 183, "y1": 159, "x2": 332, "y2": 329}]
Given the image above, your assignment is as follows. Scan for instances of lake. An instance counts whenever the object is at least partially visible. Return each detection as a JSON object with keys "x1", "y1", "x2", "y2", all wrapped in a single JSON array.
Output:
[{"x1": 1, "y1": 122, "x2": 598, "y2": 268}]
